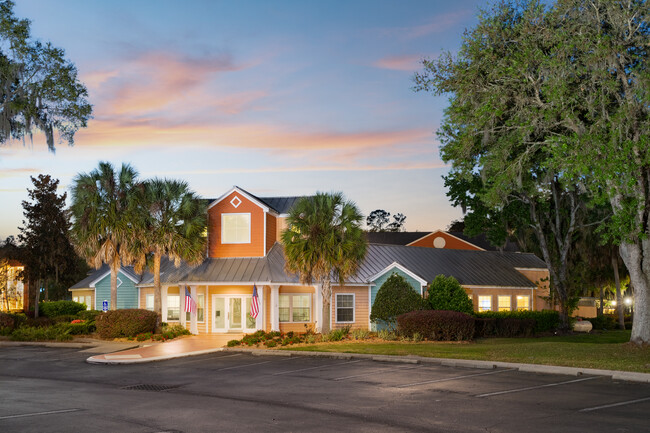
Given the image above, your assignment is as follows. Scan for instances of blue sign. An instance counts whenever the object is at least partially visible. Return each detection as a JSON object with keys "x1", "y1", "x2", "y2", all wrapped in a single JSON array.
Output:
[{"x1": 102, "y1": 300, "x2": 108, "y2": 312}]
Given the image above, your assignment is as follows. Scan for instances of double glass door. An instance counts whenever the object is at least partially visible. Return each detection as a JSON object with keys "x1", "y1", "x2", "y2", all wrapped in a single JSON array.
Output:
[{"x1": 212, "y1": 295, "x2": 256, "y2": 332}]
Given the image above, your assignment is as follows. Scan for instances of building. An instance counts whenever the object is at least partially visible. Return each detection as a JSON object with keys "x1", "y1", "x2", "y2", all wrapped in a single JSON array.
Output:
[
  {"x1": 1, "y1": 260, "x2": 25, "y2": 312},
  {"x1": 68, "y1": 186, "x2": 550, "y2": 334}
]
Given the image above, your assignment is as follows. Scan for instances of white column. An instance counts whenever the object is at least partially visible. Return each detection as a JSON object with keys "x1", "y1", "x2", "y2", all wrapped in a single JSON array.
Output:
[
  {"x1": 256, "y1": 285, "x2": 264, "y2": 331},
  {"x1": 180, "y1": 285, "x2": 187, "y2": 328},
  {"x1": 161, "y1": 286, "x2": 168, "y2": 322},
  {"x1": 190, "y1": 285, "x2": 198, "y2": 334},
  {"x1": 314, "y1": 284, "x2": 323, "y2": 333},
  {"x1": 270, "y1": 285, "x2": 280, "y2": 332}
]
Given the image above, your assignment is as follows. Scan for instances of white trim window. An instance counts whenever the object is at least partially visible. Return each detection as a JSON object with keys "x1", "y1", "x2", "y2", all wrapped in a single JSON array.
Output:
[
  {"x1": 498, "y1": 295, "x2": 511, "y2": 312},
  {"x1": 221, "y1": 213, "x2": 251, "y2": 244},
  {"x1": 167, "y1": 294, "x2": 180, "y2": 321},
  {"x1": 516, "y1": 295, "x2": 530, "y2": 311},
  {"x1": 186, "y1": 293, "x2": 205, "y2": 322},
  {"x1": 145, "y1": 294, "x2": 154, "y2": 311},
  {"x1": 478, "y1": 295, "x2": 492, "y2": 312},
  {"x1": 335, "y1": 293, "x2": 355, "y2": 323},
  {"x1": 279, "y1": 294, "x2": 311, "y2": 323},
  {"x1": 73, "y1": 295, "x2": 92, "y2": 310}
]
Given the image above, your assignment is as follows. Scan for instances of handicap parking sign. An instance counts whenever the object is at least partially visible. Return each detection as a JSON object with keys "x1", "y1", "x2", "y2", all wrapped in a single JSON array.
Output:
[{"x1": 102, "y1": 300, "x2": 108, "y2": 312}]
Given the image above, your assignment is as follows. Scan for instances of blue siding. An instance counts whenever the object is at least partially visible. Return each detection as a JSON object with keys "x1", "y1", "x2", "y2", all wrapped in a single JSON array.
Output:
[
  {"x1": 370, "y1": 267, "x2": 423, "y2": 331},
  {"x1": 94, "y1": 271, "x2": 139, "y2": 310}
]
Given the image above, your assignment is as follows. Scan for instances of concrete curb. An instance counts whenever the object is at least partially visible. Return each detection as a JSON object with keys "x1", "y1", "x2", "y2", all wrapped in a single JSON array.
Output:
[
  {"x1": 86, "y1": 347, "x2": 225, "y2": 365},
  {"x1": 0, "y1": 341, "x2": 96, "y2": 349},
  {"x1": 225, "y1": 348, "x2": 650, "y2": 383}
]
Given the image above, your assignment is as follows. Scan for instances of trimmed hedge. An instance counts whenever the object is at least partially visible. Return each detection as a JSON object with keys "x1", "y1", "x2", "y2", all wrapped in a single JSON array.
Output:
[
  {"x1": 474, "y1": 317, "x2": 536, "y2": 338},
  {"x1": 427, "y1": 275, "x2": 474, "y2": 314},
  {"x1": 39, "y1": 300, "x2": 87, "y2": 318},
  {"x1": 370, "y1": 273, "x2": 424, "y2": 330},
  {"x1": 96, "y1": 309, "x2": 158, "y2": 339},
  {"x1": 474, "y1": 310, "x2": 559, "y2": 333},
  {"x1": 397, "y1": 310, "x2": 475, "y2": 341},
  {"x1": 76, "y1": 310, "x2": 103, "y2": 321}
]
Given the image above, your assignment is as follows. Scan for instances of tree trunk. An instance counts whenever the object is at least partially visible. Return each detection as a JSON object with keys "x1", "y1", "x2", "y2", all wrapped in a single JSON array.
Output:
[
  {"x1": 110, "y1": 255, "x2": 119, "y2": 311},
  {"x1": 598, "y1": 286, "x2": 603, "y2": 317},
  {"x1": 321, "y1": 279, "x2": 332, "y2": 334},
  {"x1": 612, "y1": 252, "x2": 625, "y2": 330},
  {"x1": 44, "y1": 279, "x2": 49, "y2": 301},
  {"x1": 619, "y1": 240, "x2": 650, "y2": 344},
  {"x1": 34, "y1": 279, "x2": 40, "y2": 318},
  {"x1": 153, "y1": 252, "x2": 162, "y2": 333}
]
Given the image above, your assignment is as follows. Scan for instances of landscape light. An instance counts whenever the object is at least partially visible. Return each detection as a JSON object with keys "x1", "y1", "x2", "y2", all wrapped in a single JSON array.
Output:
[
  {"x1": 611, "y1": 300, "x2": 617, "y2": 306},
  {"x1": 625, "y1": 297, "x2": 632, "y2": 305}
]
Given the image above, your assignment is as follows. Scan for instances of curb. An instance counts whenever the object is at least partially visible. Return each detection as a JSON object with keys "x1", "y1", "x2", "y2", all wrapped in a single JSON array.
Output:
[
  {"x1": 86, "y1": 347, "x2": 225, "y2": 365},
  {"x1": 225, "y1": 348, "x2": 650, "y2": 383},
  {"x1": 0, "y1": 341, "x2": 97, "y2": 349}
]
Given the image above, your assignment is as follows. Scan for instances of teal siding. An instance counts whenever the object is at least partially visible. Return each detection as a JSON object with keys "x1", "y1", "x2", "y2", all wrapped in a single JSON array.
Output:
[
  {"x1": 370, "y1": 267, "x2": 423, "y2": 331},
  {"x1": 94, "y1": 271, "x2": 139, "y2": 310}
]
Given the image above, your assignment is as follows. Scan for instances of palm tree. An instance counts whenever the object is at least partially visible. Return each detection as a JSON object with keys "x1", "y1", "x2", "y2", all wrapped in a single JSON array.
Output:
[
  {"x1": 137, "y1": 179, "x2": 207, "y2": 325},
  {"x1": 69, "y1": 162, "x2": 140, "y2": 310},
  {"x1": 281, "y1": 192, "x2": 367, "y2": 334}
]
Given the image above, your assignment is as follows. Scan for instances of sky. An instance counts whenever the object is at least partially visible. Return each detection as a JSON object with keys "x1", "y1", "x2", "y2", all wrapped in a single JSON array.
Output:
[{"x1": 0, "y1": 0, "x2": 486, "y2": 240}]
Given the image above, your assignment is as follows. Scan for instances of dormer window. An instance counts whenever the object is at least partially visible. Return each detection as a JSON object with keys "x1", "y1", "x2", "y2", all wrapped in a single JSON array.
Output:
[{"x1": 222, "y1": 213, "x2": 251, "y2": 244}]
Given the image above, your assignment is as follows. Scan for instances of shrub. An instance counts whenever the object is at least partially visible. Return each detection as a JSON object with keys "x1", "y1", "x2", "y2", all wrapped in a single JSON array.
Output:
[
  {"x1": 265, "y1": 340, "x2": 278, "y2": 348},
  {"x1": 427, "y1": 275, "x2": 474, "y2": 314},
  {"x1": 65, "y1": 321, "x2": 96, "y2": 335},
  {"x1": 10, "y1": 324, "x2": 73, "y2": 342},
  {"x1": 474, "y1": 310, "x2": 559, "y2": 333},
  {"x1": 24, "y1": 317, "x2": 54, "y2": 328},
  {"x1": 95, "y1": 309, "x2": 158, "y2": 339},
  {"x1": 227, "y1": 339, "x2": 241, "y2": 347},
  {"x1": 136, "y1": 332, "x2": 153, "y2": 341},
  {"x1": 0, "y1": 312, "x2": 15, "y2": 329},
  {"x1": 377, "y1": 329, "x2": 398, "y2": 341},
  {"x1": 589, "y1": 315, "x2": 618, "y2": 330},
  {"x1": 397, "y1": 310, "x2": 475, "y2": 341},
  {"x1": 370, "y1": 273, "x2": 424, "y2": 330},
  {"x1": 161, "y1": 324, "x2": 191, "y2": 338},
  {"x1": 39, "y1": 300, "x2": 87, "y2": 318},
  {"x1": 76, "y1": 310, "x2": 103, "y2": 321},
  {"x1": 351, "y1": 329, "x2": 370, "y2": 340}
]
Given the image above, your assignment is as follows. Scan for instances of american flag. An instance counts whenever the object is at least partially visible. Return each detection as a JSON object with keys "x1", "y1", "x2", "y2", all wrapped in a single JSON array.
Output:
[
  {"x1": 184, "y1": 287, "x2": 196, "y2": 314},
  {"x1": 250, "y1": 285, "x2": 259, "y2": 319}
]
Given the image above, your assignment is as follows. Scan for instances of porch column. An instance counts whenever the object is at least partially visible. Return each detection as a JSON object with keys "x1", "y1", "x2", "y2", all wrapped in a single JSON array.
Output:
[
  {"x1": 161, "y1": 286, "x2": 168, "y2": 322},
  {"x1": 190, "y1": 285, "x2": 198, "y2": 334},
  {"x1": 314, "y1": 284, "x2": 323, "y2": 333},
  {"x1": 255, "y1": 285, "x2": 264, "y2": 331},
  {"x1": 180, "y1": 285, "x2": 187, "y2": 328},
  {"x1": 270, "y1": 285, "x2": 280, "y2": 331}
]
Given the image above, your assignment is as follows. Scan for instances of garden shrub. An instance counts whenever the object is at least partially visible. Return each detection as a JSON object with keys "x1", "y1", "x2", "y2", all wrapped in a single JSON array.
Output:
[
  {"x1": 397, "y1": 310, "x2": 475, "y2": 341},
  {"x1": 474, "y1": 318, "x2": 497, "y2": 338},
  {"x1": 474, "y1": 317, "x2": 536, "y2": 338},
  {"x1": 24, "y1": 316, "x2": 54, "y2": 328},
  {"x1": 227, "y1": 339, "x2": 241, "y2": 347},
  {"x1": 377, "y1": 329, "x2": 398, "y2": 340},
  {"x1": 265, "y1": 340, "x2": 278, "y2": 348},
  {"x1": 0, "y1": 312, "x2": 16, "y2": 329},
  {"x1": 474, "y1": 310, "x2": 559, "y2": 333},
  {"x1": 427, "y1": 275, "x2": 474, "y2": 314},
  {"x1": 10, "y1": 324, "x2": 73, "y2": 342},
  {"x1": 95, "y1": 309, "x2": 158, "y2": 339},
  {"x1": 370, "y1": 273, "x2": 424, "y2": 330},
  {"x1": 76, "y1": 310, "x2": 103, "y2": 321},
  {"x1": 39, "y1": 300, "x2": 87, "y2": 318},
  {"x1": 351, "y1": 329, "x2": 370, "y2": 340},
  {"x1": 65, "y1": 321, "x2": 96, "y2": 335}
]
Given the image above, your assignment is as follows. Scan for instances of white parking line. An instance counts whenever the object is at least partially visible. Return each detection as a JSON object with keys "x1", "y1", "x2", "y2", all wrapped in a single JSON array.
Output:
[
  {"x1": 215, "y1": 356, "x2": 297, "y2": 371},
  {"x1": 0, "y1": 408, "x2": 80, "y2": 420},
  {"x1": 273, "y1": 359, "x2": 365, "y2": 376},
  {"x1": 179, "y1": 353, "x2": 243, "y2": 365},
  {"x1": 396, "y1": 368, "x2": 515, "y2": 388},
  {"x1": 333, "y1": 365, "x2": 421, "y2": 381},
  {"x1": 476, "y1": 376, "x2": 600, "y2": 398},
  {"x1": 579, "y1": 396, "x2": 650, "y2": 412}
]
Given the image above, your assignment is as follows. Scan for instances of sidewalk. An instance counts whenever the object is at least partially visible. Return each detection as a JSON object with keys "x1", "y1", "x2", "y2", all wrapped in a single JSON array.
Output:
[{"x1": 86, "y1": 334, "x2": 240, "y2": 364}]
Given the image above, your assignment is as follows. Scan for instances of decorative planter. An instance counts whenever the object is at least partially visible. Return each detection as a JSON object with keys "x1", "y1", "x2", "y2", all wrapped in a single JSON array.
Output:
[{"x1": 573, "y1": 320, "x2": 593, "y2": 333}]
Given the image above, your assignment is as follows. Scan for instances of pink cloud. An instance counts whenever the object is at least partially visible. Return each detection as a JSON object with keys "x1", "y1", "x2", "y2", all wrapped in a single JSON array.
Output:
[
  {"x1": 378, "y1": 10, "x2": 472, "y2": 40},
  {"x1": 373, "y1": 54, "x2": 424, "y2": 71}
]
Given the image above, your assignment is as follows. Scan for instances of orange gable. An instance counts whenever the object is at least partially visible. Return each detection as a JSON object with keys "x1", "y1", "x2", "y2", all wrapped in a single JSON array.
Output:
[{"x1": 408, "y1": 231, "x2": 483, "y2": 251}]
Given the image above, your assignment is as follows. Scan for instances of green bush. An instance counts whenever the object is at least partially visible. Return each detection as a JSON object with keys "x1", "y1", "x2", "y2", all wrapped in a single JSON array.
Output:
[
  {"x1": 0, "y1": 326, "x2": 13, "y2": 336},
  {"x1": 351, "y1": 329, "x2": 370, "y2": 340},
  {"x1": 427, "y1": 275, "x2": 474, "y2": 314},
  {"x1": 474, "y1": 317, "x2": 536, "y2": 338},
  {"x1": 10, "y1": 324, "x2": 73, "y2": 342},
  {"x1": 227, "y1": 339, "x2": 241, "y2": 347},
  {"x1": 377, "y1": 329, "x2": 398, "y2": 340},
  {"x1": 370, "y1": 273, "x2": 424, "y2": 330},
  {"x1": 39, "y1": 300, "x2": 87, "y2": 318},
  {"x1": 265, "y1": 340, "x2": 278, "y2": 348},
  {"x1": 24, "y1": 317, "x2": 55, "y2": 328},
  {"x1": 95, "y1": 309, "x2": 158, "y2": 339},
  {"x1": 589, "y1": 315, "x2": 617, "y2": 330},
  {"x1": 0, "y1": 312, "x2": 16, "y2": 329},
  {"x1": 324, "y1": 326, "x2": 350, "y2": 342},
  {"x1": 397, "y1": 310, "x2": 475, "y2": 341},
  {"x1": 76, "y1": 310, "x2": 103, "y2": 321},
  {"x1": 62, "y1": 321, "x2": 96, "y2": 335},
  {"x1": 161, "y1": 324, "x2": 191, "y2": 338},
  {"x1": 474, "y1": 310, "x2": 559, "y2": 333}
]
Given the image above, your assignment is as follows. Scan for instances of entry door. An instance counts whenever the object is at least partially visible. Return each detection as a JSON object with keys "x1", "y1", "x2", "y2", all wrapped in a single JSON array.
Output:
[{"x1": 212, "y1": 295, "x2": 257, "y2": 333}]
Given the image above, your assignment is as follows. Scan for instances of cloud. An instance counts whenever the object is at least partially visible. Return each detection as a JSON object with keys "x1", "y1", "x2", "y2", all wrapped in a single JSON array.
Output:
[
  {"x1": 0, "y1": 167, "x2": 40, "y2": 179},
  {"x1": 373, "y1": 54, "x2": 424, "y2": 71},
  {"x1": 378, "y1": 10, "x2": 472, "y2": 40}
]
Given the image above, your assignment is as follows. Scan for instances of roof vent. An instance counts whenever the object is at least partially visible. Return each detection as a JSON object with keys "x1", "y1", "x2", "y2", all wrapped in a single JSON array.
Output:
[{"x1": 230, "y1": 196, "x2": 242, "y2": 208}]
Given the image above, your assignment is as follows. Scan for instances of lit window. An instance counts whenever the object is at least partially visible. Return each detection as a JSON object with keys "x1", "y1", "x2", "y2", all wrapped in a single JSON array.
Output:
[
  {"x1": 478, "y1": 295, "x2": 492, "y2": 312},
  {"x1": 498, "y1": 296, "x2": 511, "y2": 312},
  {"x1": 279, "y1": 294, "x2": 311, "y2": 323},
  {"x1": 146, "y1": 294, "x2": 154, "y2": 311},
  {"x1": 167, "y1": 295, "x2": 180, "y2": 320},
  {"x1": 336, "y1": 294, "x2": 355, "y2": 323},
  {"x1": 222, "y1": 213, "x2": 251, "y2": 244},
  {"x1": 516, "y1": 295, "x2": 530, "y2": 311}
]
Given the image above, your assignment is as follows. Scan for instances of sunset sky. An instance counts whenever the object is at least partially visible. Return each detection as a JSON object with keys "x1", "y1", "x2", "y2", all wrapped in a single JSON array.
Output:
[{"x1": 0, "y1": 0, "x2": 485, "y2": 240}]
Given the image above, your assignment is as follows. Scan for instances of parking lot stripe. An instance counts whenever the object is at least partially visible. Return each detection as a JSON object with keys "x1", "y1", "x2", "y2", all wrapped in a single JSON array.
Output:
[
  {"x1": 215, "y1": 357, "x2": 297, "y2": 371},
  {"x1": 333, "y1": 365, "x2": 422, "y2": 381},
  {"x1": 476, "y1": 376, "x2": 600, "y2": 398},
  {"x1": 396, "y1": 368, "x2": 515, "y2": 388},
  {"x1": 0, "y1": 408, "x2": 80, "y2": 420},
  {"x1": 273, "y1": 359, "x2": 365, "y2": 376},
  {"x1": 579, "y1": 396, "x2": 650, "y2": 412},
  {"x1": 179, "y1": 353, "x2": 243, "y2": 365}
]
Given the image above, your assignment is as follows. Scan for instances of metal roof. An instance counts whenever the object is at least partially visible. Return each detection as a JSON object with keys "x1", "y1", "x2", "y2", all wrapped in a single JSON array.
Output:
[
  {"x1": 68, "y1": 264, "x2": 140, "y2": 289},
  {"x1": 366, "y1": 231, "x2": 520, "y2": 252},
  {"x1": 257, "y1": 196, "x2": 306, "y2": 214}
]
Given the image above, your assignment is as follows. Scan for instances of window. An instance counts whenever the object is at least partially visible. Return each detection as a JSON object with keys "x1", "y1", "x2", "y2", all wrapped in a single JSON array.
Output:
[
  {"x1": 279, "y1": 294, "x2": 311, "y2": 323},
  {"x1": 478, "y1": 295, "x2": 492, "y2": 312},
  {"x1": 186, "y1": 293, "x2": 205, "y2": 322},
  {"x1": 222, "y1": 213, "x2": 251, "y2": 244},
  {"x1": 167, "y1": 294, "x2": 180, "y2": 320},
  {"x1": 498, "y1": 296, "x2": 511, "y2": 312},
  {"x1": 73, "y1": 295, "x2": 92, "y2": 310},
  {"x1": 146, "y1": 294, "x2": 154, "y2": 311},
  {"x1": 516, "y1": 295, "x2": 530, "y2": 311},
  {"x1": 336, "y1": 294, "x2": 355, "y2": 323}
]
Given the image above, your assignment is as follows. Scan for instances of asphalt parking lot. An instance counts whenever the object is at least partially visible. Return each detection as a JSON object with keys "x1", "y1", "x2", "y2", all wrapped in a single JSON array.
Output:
[{"x1": 0, "y1": 346, "x2": 649, "y2": 432}]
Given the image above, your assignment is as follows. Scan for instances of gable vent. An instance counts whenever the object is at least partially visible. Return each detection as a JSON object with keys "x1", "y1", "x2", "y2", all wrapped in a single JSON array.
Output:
[{"x1": 230, "y1": 196, "x2": 242, "y2": 208}]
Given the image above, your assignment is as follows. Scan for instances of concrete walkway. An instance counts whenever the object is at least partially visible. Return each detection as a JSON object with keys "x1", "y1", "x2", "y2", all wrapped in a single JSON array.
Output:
[{"x1": 86, "y1": 334, "x2": 241, "y2": 364}]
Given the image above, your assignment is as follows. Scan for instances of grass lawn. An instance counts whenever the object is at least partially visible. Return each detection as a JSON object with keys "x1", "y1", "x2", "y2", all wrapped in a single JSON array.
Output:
[{"x1": 284, "y1": 330, "x2": 650, "y2": 373}]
